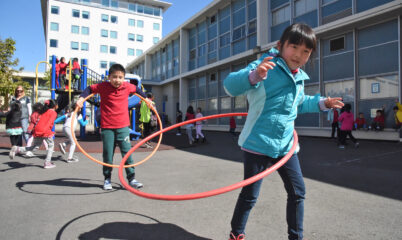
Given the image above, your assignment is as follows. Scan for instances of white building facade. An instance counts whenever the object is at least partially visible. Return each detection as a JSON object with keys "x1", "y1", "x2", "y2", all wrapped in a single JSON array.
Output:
[{"x1": 41, "y1": 0, "x2": 171, "y2": 74}]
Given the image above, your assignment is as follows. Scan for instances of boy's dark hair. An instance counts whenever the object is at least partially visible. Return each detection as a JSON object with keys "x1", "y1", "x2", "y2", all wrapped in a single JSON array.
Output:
[
  {"x1": 187, "y1": 105, "x2": 194, "y2": 114},
  {"x1": 109, "y1": 63, "x2": 126, "y2": 75},
  {"x1": 197, "y1": 107, "x2": 202, "y2": 112},
  {"x1": 376, "y1": 109, "x2": 383, "y2": 114},
  {"x1": 394, "y1": 106, "x2": 399, "y2": 110},
  {"x1": 344, "y1": 103, "x2": 352, "y2": 112},
  {"x1": 32, "y1": 102, "x2": 44, "y2": 113},
  {"x1": 146, "y1": 92, "x2": 153, "y2": 99},
  {"x1": 279, "y1": 23, "x2": 317, "y2": 52}
]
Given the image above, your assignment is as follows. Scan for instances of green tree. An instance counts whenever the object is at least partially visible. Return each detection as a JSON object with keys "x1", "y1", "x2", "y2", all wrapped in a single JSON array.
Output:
[{"x1": 0, "y1": 37, "x2": 29, "y2": 107}]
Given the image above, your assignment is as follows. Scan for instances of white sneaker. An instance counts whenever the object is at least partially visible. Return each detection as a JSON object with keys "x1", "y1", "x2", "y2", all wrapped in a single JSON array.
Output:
[
  {"x1": 176, "y1": 133, "x2": 181, "y2": 136},
  {"x1": 339, "y1": 145, "x2": 345, "y2": 149},
  {"x1": 59, "y1": 143, "x2": 66, "y2": 154},
  {"x1": 9, "y1": 146, "x2": 18, "y2": 160},
  {"x1": 25, "y1": 151, "x2": 36, "y2": 158},
  {"x1": 67, "y1": 157, "x2": 79, "y2": 163},
  {"x1": 129, "y1": 179, "x2": 143, "y2": 189},
  {"x1": 103, "y1": 179, "x2": 113, "y2": 190},
  {"x1": 44, "y1": 162, "x2": 56, "y2": 169}
]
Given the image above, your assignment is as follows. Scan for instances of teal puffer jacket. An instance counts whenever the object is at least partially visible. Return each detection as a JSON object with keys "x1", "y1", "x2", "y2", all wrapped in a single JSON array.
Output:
[{"x1": 224, "y1": 48, "x2": 322, "y2": 158}]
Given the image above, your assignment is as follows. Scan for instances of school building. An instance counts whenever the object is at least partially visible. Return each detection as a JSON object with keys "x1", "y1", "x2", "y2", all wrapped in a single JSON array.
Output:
[
  {"x1": 40, "y1": 0, "x2": 171, "y2": 73},
  {"x1": 126, "y1": 0, "x2": 402, "y2": 140}
]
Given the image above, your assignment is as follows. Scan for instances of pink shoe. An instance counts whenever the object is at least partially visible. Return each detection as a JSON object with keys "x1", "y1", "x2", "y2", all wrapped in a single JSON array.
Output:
[
  {"x1": 229, "y1": 232, "x2": 245, "y2": 240},
  {"x1": 44, "y1": 162, "x2": 56, "y2": 169}
]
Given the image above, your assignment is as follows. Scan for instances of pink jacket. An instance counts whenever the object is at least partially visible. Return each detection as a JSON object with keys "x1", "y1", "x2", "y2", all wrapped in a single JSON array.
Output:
[{"x1": 339, "y1": 111, "x2": 354, "y2": 131}]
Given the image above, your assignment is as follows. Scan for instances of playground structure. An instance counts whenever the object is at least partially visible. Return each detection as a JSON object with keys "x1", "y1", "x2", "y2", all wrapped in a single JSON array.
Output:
[{"x1": 35, "y1": 55, "x2": 144, "y2": 140}]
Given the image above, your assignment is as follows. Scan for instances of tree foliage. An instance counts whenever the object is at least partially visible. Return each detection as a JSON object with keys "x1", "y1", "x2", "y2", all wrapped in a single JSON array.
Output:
[{"x1": 0, "y1": 37, "x2": 30, "y2": 107}]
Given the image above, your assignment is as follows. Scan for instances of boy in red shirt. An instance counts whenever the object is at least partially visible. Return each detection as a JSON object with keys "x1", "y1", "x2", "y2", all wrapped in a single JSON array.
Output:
[
  {"x1": 354, "y1": 112, "x2": 366, "y2": 130},
  {"x1": 59, "y1": 57, "x2": 68, "y2": 89},
  {"x1": 77, "y1": 64, "x2": 147, "y2": 190},
  {"x1": 370, "y1": 108, "x2": 385, "y2": 131}
]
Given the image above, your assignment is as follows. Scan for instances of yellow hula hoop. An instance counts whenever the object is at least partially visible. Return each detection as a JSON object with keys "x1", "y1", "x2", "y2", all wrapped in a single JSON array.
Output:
[{"x1": 71, "y1": 93, "x2": 163, "y2": 168}]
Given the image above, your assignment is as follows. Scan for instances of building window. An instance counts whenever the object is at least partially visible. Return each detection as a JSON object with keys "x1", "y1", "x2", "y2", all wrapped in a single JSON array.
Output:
[
  {"x1": 100, "y1": 61, "x2": 108, "y2": 69},
  {"x1": 81, "y1": 26, "x2": 89, "y2": 35},
  {"x1": 50, "y1": 22, "x2": 59, "y2": 31},
  {"x1": 128, "y1": 33, "x2": 135, "y2": 41},
  {"x1": 111, "y1": 15, "x2": 118, "y2": 23},
  {"x1": 128, "y1": 48, "x2": 135, "y2": 56},
  {"x1": 100, "y1": 45, "x2": 108, "y2": 53},
  {"x1": 153, "y1": 23, "x2": 160, "y2": 31},
  {"x1": 101, "y1": 14, "x2": 108, "y2": 22},
  {"x1": 232, "y1": 26, "x2": 246, "y2": 41},
  {"x1": 220, "y1": 32, "x2": 231, "y2": 47},
  {"x1": 109, "y1": 61, "x2": 116, "y2": 68},
  {"x1": 153, "y1": 37, "x2": 159, "y2": 44},
  {"x1": 128, "y1": 3, "x2": 136, "y2": 11},
  {"x1": 128, "y1": 18, "x2": 135, "y2": 26},
  {"x1": 50, "y1": 39, "x2": 58, "y2": 48},
  {"x1": 330, "y1": 36, "x2": 345, "y2": 52},
  {"x1": 82, "y1": 11, "x2": 90, "y2": 19},
  {"x1": 111, "y1": 0, "x2": 118, "y2": 8},
  {"x1": 102, "y1": 0, "x2": 109, "y2": 7},
  {"x1": 71, "y1": 41, "x2": 79, "y2": 50},
  {"x1": 81, "y1": 42, "x2": 89, "y2": 51},
  {"x1": 71, "y1": 25, "x2": 79, "y2": 34},
  {"x1": 295, "y1": 0, "x2": 316, "y2": 17},
  {"x1": 137, "y1": 20, "x2": 144, "y2": 28},
  {"x1": 136, "y1": 35, "x2": 143, "y2": 42},
  {"x1": 82, "y1": 0, "x2": 91, "y2": 3},
  {"x1": 72, "y1": 9, "x2": 80, "y2": 18},
  {"x1": 136, "y1": 49, "x2": 143, "y2": 56},
  {"x1": 110, "y1": 31, "x2": 117, "y2": 39},
  {"x1": 110, "y1": 46, "x2": 117, "y2": 54},
  {"x1": 101, "y1": 29, "x2": 108, "y2": 37},
  {"x1": 51, "y1": 6, "x2": 59, "y2": 14},
  {"x1": 272, "y1": 5, "x2": 290, "y2": 26}
]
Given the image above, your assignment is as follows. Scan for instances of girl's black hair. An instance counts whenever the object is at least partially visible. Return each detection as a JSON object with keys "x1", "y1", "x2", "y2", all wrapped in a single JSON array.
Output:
[
  {"x1": 344, "y1": 103, "x2": 352, "y2": 112},
  {"x1": 146, "y1": 92, "x2": 153, "y2": 99},
  {"x1": 32, "y1": 102, "x2": 44, "y2": 113},
  {"x1": 187, "y1": 105, "x2": 194, "y2": 114},
  {"x1": 197, "y1": 107, "x2": 202, "y2": 112},
  {"x1": 279, "y1": 23, "x2": 317, "y2": 52},
  {"x1": 40, "y1": 99, "x2": 57, "y2": 114}
]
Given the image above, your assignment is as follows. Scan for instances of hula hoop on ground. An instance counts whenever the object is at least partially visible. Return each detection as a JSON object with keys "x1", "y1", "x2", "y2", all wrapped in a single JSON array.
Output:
[
  {"x1": 118, "y1": 112, "x2": 298, "y2": 201},
  {"x1": 71, "y1": 93, "x2": 163, "y2": 168}
]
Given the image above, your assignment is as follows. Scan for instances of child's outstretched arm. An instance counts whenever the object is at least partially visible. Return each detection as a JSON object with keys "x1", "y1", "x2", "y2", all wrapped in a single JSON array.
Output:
[
  {"x1": 78, "y1": 115, "x2": 89, "y2": 127},
  {"x1": 54, "y1": 114, "x2": 67, "y2": 124},
  {"x1": 224, "y1": 55, "x2": 275, "y2": 96}
]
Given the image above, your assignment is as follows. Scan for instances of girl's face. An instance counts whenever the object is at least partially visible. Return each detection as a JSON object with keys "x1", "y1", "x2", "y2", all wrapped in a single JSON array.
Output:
[{"x1": 277, "y1": 40, "x2": 312, "y2": 70}]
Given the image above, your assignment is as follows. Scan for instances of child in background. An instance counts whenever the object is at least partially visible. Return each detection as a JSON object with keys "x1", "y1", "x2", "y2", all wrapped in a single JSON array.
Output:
[
  {"x1": 176, "y1": 110, "x2": 183, "y2": 136},
  {"x1": 327, "y1": 108, "x2": 340, "y2": 138},
  {"x1": 59, "y1": 57, "x2": 68, "y2": 90},
  {"x1": 354, "y1": 112, "x2": 367, "y2": 130},
  {"x1": 224, "y1": 23, "x2": 343, "y2": 240},
  {"x1": 229, "y1": 116, "x2": 237, "y2": 136},
  {"x1": 393, "y1": 99, "x2": 402, "y2": 131},
  {"x1": 58, "y1": 103, "x2": 89, "y2": 163},
  {"x1": 139, "y1": 92, "x2": 155, "y2": 149},
  {"x1": 72, "y1": 58, "x2": 81, "y2": 90},
  {"x1": 10, "y1": 99, "x2": 58, "y2": 169},
  {"x1": 55, "y1": 58, "x2": 60, "y2": 88},
  {"x1": 370, "y1": 108, "x2": 385, "y2": 131},
  {"x1": 0, "y1": 101, "x2": 23, "y2": 147},
  {"x1": 26, "y1": 103, "x2": 48, "y2": 153},
  {"x1": 338, "y1": 103, "x2": 359, "y2": 149},
  {"x1": 77, "y1": 63, "x2": 147, "y2": 190},
  {"x1": 195, "y1": 107, "x2": 206, "y2": 143},
  {"x1": 185, "y1": 105, "x2": 195, "y2": 145}
]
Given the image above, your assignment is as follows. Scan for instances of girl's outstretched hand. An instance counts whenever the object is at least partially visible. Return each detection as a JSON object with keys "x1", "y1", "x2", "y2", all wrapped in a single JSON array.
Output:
[
  {"x1": 256, "y1": 57, "x2": 276, "y2": 79},
  {"x1": 325, "y1": 97, "x2": 344, "y2": 109}
]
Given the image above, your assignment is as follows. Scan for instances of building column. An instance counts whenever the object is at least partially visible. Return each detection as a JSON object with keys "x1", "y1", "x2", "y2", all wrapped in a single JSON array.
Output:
[{"x1": 257, "y1": 0, "x2": 269, "y2": 46}]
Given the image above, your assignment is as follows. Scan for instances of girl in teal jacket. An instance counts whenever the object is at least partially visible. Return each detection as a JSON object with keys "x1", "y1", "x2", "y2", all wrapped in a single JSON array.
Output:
[{"x1": 225, "y1": 23, "x2": 343, "y2": 240}]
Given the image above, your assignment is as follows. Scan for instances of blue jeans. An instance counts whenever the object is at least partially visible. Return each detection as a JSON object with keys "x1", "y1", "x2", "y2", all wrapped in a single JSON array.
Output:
[
  {"x1": 231, "y1": 151, "x2": 305, "y2": 240},
  {"x1": 20, "y1": 118, "x2": 29, "y2": 144}
]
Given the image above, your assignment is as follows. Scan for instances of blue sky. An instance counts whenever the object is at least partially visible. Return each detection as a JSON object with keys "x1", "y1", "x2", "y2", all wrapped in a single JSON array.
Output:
[{"x1": 0, "y1": 0, "x2": 213, "y2": 72}]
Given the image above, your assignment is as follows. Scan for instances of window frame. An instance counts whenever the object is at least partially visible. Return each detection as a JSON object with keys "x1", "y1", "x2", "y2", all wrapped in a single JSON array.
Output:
[
  {"x1": 51, "y1": 6, "x2": 59, "y2": 14},
  {"x1": 50, "y1": 39, "x2": 58, "y2": 48},
  {"x1": 329, "y1": 36, "x2": 345, "y2": 53},
  {"x1": 71, "y1": 41, "x2": 79, "y2": 50},
  {"x1": 72, "y1": 9, "x2": 80, "y2": 18}
]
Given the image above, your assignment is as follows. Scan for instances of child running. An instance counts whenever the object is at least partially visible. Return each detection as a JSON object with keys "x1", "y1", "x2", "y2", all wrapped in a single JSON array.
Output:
[
  {"x1": 185, "y1": 105, "x2": 195, "y2": 145},
  {"x1": 338, "y1": 103, "x2": 359, "y2": 149},
  {"x1": 9, "y1": 99, "x2": 58, "y2": 169},
  {"x1": 26, "y1": 103, "x2": 48, "y2": 153},
  {"x1": 224, "y1": 23, "x2": 343, "y2": 240},
  {"x1": 195, "y1": 107, "x2": 206, "y2": 143},
  {"x1": 57, "y1": 103, "x2": 89, "y2": 163},
  {"x1": 77, "y1": 63, "x2": 147, "y2": 190}
]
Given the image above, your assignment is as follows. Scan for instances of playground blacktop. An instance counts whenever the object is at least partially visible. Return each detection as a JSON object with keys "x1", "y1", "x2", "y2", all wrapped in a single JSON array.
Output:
[{"x1": 0, "y1": 130, "x2": 401, "y2": 240}]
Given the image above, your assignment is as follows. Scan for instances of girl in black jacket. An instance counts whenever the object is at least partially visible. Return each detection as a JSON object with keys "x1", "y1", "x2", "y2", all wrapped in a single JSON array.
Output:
[{"x1": 0, "y1": 101, "x2": 23, "y2": 147}]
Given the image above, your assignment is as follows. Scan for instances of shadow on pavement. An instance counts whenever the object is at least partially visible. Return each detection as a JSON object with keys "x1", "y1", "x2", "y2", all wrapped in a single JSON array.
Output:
[
  {"x1": 56, "y1": 210, "x2": 212, "y2": 240},
  {"x1": 16, "y1": 178, "x2": 122, "y2": 195}
]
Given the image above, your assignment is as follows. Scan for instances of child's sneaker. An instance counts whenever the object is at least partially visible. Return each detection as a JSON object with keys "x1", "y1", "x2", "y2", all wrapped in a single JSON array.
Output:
[
  {"x1": 338, "y1": 145, "x2": 345, "y2": 149},
  {"x1": 66, "y1": 157, "x2": 79, "y2": 163},
  {"x1": 129, "y1": 179, "x2": 143, "y2": 189},
  {"x1": 229, "y1": 232, "x2": 245, "y2": 240},
  {"x1": 354, "y1": 142, "x2": 359, "y2": 148},
  {"x1": 25, "y1": 151, "x2": 36, "y2": 158},
  {"x1": 9, "y1": 146, "x2": 18, "y2": 160},
  {"x1": 59, "y1": 143, "x2": 66, "y2": 154},
  {"x1": 44, "y1": 162, "x2": 56, "y2": 169},
  {"x1": 103, "y1": 178, "x2": 113, "y2": 190}
]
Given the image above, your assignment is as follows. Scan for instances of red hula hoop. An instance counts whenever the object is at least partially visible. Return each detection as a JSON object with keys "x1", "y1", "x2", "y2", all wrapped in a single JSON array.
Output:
[{"x1": 118, "y1": 112, "x2": 298, "y2": 201}]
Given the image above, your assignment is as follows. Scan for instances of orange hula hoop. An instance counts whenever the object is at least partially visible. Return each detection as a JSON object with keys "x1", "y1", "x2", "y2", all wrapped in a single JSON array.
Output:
[{"x1": 71, "y1": 93, "x2": 163, "y2": 168}]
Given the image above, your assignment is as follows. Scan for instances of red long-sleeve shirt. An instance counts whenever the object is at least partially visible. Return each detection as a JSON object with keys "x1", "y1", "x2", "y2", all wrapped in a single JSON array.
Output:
[{"x1": 33, "y1": 109, "x2": 57, "y2": 137}]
